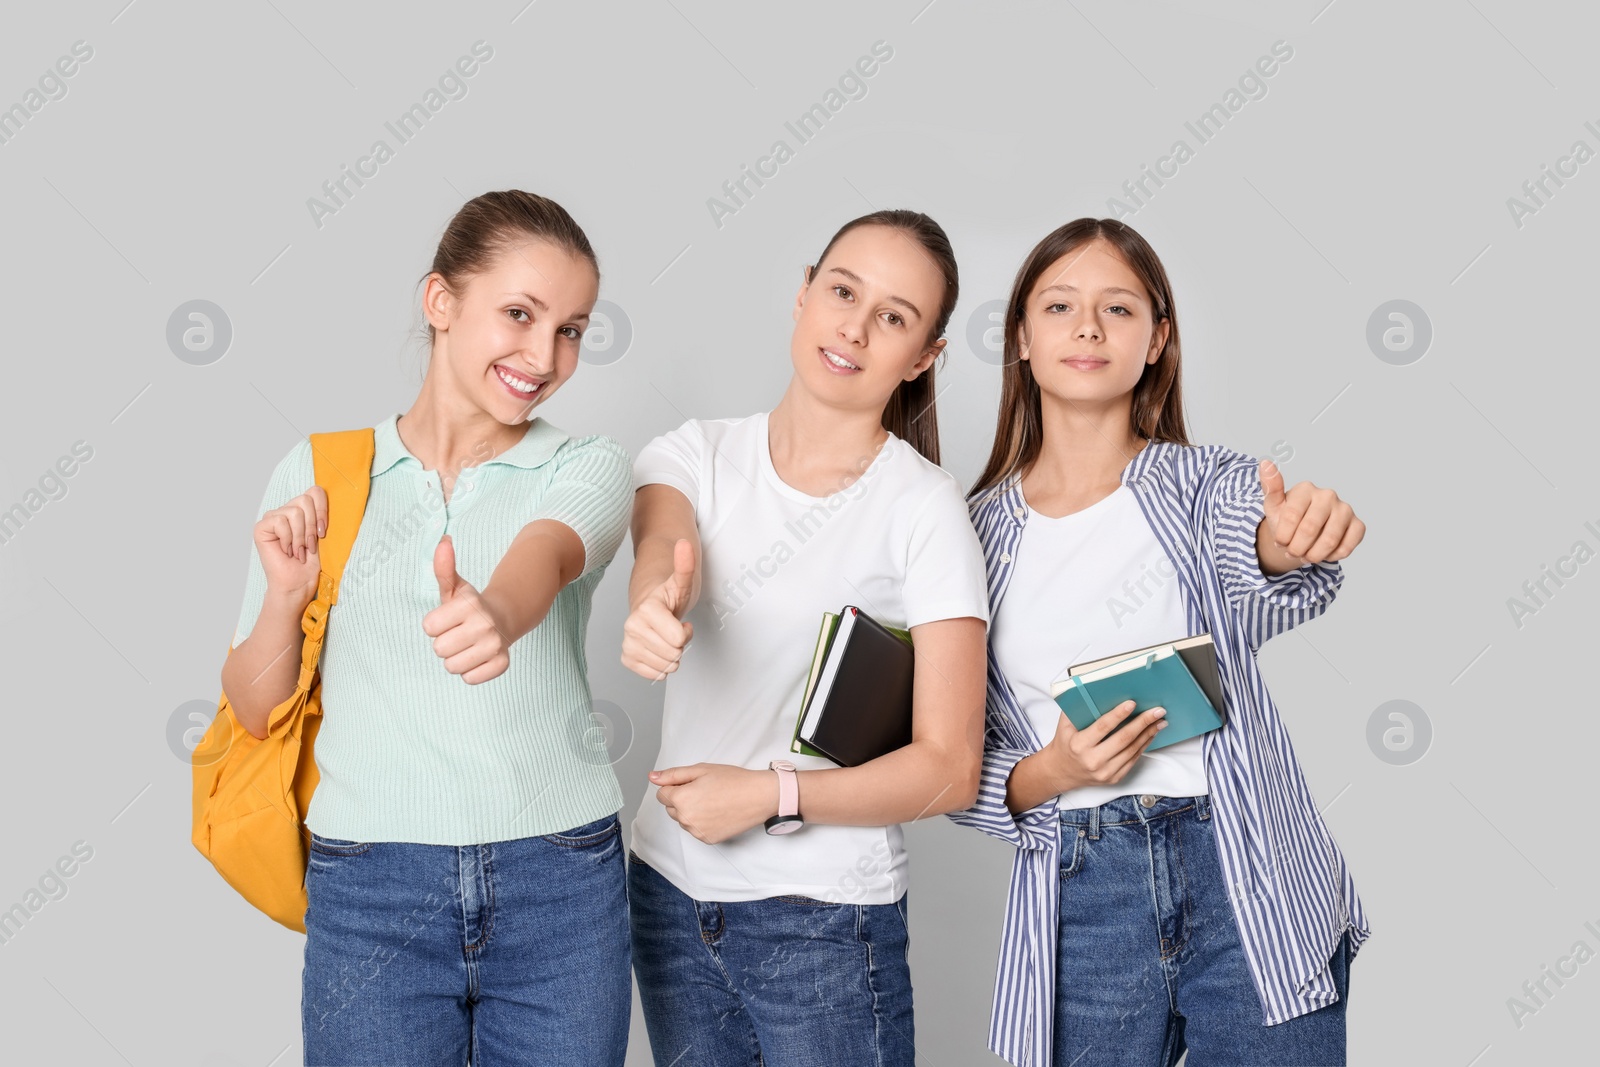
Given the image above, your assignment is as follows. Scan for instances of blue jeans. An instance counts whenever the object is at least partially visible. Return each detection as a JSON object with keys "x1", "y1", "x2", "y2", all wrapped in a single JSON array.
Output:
[
  {"x1": 301, "y1": 813, "x2": 631, "y2": 1066},
  {"x1": 1053, "y1": 794, "x2": 1352, "y2": 1067},
  {"x1": 627, "y1": 851, "x2": 915, "y2": 1067}
]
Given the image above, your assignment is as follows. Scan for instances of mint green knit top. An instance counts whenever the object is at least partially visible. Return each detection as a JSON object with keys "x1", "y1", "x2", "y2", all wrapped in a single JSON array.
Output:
[{"x1": 232, "y1": 412, "x2": 631, "y2": 846}]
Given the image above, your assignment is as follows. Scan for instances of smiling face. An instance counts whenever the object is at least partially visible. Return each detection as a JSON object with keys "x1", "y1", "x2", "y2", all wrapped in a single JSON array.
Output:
[
  {"x1": 422, "y1": 238, "x2": 599, "y2": 423},
  {"x1": 789, "y1": 224, "x2": 947, "y2": 420},
  {"x1": 1020, "y1": 237, "x2": 1169, "y2": 410}
]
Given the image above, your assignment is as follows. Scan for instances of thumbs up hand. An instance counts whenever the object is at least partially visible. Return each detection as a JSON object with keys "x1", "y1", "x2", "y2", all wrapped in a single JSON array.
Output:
[
  {"x1": 621, "y1": 538, "x2": 697, "y2": 681},
  {"x1": 1256, "y1": 459, "x2": 1365, "y2": 574},
  {"x1": 422, "y1": 534, "x2": 512, "y2": 684}
]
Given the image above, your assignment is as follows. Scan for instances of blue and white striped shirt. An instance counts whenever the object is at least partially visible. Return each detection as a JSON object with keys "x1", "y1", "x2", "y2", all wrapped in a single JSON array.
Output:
[{"x1": 949, "y1": 441, "x2": 1370, "y2": 1067}]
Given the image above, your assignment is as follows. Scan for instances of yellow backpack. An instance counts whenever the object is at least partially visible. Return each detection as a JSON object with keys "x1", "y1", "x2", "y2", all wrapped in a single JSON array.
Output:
[{"x1": 191, "y1": 428, "x2": 374, "y2": 932}]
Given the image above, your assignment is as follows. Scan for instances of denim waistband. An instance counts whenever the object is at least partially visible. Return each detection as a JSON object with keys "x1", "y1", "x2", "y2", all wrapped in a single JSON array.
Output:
[{"x1": 1057, "y1": 793, "x2": 1210, "y2": 838}]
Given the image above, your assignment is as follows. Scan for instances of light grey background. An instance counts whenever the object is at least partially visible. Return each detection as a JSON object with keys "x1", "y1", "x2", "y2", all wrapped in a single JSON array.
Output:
[{"x1": 0, "y1": 0, "x2": 1591, "y2": 1063}]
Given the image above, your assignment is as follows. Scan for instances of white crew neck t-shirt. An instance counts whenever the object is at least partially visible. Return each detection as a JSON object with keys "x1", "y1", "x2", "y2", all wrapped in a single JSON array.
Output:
[
  {"x1": 631, "y1": 411, "x2": 990, "y2": 904},
  {"x1": 991, "y1": 483, "x2": 1209, "y2": 811}
]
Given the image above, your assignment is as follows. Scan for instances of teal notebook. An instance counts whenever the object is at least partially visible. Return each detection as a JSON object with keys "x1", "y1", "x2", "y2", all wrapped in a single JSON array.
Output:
[{"x1": 1048, "y1": 638, "x2": 1224, "y2": 750}]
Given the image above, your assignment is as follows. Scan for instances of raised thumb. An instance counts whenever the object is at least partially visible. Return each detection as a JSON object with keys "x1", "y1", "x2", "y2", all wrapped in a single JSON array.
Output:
[
  {"x1": 664, "y1": 538, "x2": 696, "y2": 613},
  {"x1": 1259, "y1": 459, "x2": 1287, "y2": 511},
  {"x1": 433, "y1": 534, "x2": 459, "y2": 603}
]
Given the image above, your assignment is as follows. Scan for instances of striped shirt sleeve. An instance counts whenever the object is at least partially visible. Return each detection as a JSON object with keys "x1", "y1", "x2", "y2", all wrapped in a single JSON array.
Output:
[
  {"x1": 946, "y1": 727, "x2": 1060, "y2": 853},
  {"x1": 1206, "y1": 453, "x2": 1343, "y2": 649}
]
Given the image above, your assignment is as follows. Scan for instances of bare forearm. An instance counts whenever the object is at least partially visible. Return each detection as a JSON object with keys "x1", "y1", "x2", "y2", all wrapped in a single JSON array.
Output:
[
  {"x1": 798, "y1": 740, "x2": 980, "y2": 826},
  {"x1": 628, "y1": 533, "x2": 683, "y2": 611},
  {"x1": 480, "y1": 525, "x2": 570, "y2": 642},
  {"x1": 1006, "y1": 747, "x2": 1065, "y2": 814},
  {"x1": 220, "y1": 592, "x2": 311, "y2": 738},
  {"x1": 627, "y1": 485, "x2": 702, "y2": 613}
]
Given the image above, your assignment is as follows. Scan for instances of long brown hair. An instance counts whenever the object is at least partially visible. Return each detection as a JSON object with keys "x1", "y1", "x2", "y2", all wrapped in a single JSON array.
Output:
[
  {"x1": 420, "y1": 189, "x2": 599, "y2": 350},
  {"x1": 807, "y1": 209, "x2": 959, "y2": 465},
  {"x1": 970, "y1": 218, "x2": 1189, "y2": 497}
]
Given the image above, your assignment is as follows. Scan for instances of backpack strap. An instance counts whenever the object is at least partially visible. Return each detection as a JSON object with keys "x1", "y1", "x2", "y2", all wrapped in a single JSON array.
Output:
[
  {"x1": 308, "y1": 428, "x2": 376, "y2": 591},
  {"x1": 272, "y1": 429, "x2": 375, "y2": 716}
]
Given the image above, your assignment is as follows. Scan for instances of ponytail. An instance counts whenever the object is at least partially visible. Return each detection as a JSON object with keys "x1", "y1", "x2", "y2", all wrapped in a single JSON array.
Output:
[{"x1": 881, "y1": 365, "x2": 941, "y2": 466}]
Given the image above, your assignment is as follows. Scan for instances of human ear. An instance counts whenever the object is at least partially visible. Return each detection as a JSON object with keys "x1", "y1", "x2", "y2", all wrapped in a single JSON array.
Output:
[
  {"x1": 423, "y1": 272, "x2": 458, "y2": 333},
  {"x1": 792, "y1": 264, "x2": 814, "y2": 325},
  {"x1": 907, "y1": 337, "x2": 946, "y2": 380},
  {"x1": 1147, "y1": 316, "x2": 1171, "y2": 363}
]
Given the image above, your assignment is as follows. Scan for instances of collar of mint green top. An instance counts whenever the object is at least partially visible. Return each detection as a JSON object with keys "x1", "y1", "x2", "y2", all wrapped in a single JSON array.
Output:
[{"x1": 371, "y1": 413, "x2": 571, "y2": 477}]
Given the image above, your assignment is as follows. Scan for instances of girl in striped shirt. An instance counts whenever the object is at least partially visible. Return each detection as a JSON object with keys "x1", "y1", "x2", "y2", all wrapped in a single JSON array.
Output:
[{"x1": 952, "y1": 218, "x2": 1369, "y2": 1067}]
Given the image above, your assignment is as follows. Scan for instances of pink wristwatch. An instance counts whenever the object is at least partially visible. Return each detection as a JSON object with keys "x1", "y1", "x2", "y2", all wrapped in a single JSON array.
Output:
[{"x1": 764, "y1": 759, "x2": 803, "y2": 835}]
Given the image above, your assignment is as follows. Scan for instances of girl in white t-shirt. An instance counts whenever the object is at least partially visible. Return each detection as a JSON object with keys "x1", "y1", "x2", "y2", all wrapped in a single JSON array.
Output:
[{"x1": 620, "y1": 210, "x2": 990, "y2": 1067}]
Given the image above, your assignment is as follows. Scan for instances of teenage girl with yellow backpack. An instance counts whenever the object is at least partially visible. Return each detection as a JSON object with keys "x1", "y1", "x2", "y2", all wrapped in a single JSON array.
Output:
[{"x1": 217, "y1": 190, "x2": 633, "y2": 1064}]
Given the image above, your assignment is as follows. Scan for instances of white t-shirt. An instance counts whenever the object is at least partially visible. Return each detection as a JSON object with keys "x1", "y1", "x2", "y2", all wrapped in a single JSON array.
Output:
[
  {"x1": 631, "y1": 412, "x2": 990, "y2": 904},
  {"x1": 991, "y1": 483, "x2": 1209, "y2": 811}
]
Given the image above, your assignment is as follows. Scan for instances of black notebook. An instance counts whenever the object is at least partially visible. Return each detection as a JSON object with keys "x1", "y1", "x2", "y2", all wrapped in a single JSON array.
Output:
[{"x1": 790, "y1": 606, "x2": 915, "y2": 767}]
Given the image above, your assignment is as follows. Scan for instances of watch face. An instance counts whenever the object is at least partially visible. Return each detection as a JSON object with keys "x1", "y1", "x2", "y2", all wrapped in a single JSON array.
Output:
[{"x1": 765, "y1": 814, "x2": 804, "y2": 836}]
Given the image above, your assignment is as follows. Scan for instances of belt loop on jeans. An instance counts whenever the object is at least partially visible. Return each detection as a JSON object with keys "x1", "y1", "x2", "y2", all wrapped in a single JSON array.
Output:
[
  {"x1": 1196, "y1": 795, "x2": 1211, "y2": 821},
  {"x1": 1087, "y1": 803, "x2": 1102, "y2": 840}
]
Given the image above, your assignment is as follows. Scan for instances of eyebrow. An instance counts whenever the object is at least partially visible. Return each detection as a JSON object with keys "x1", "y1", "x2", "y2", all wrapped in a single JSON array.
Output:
[
  {"x1": 824, "y1": 267, "x2": 924, "y2": 320},
  {"x1": 1037, "y1": 284, "x2": 1146, "y2": 302},
  {"x1": 502, "y1": 291, "x2": 549, "y2": 311}
]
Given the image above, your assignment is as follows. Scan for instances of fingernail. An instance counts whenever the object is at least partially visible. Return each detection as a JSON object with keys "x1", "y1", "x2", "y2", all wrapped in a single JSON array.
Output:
[
  {"x1": 1151, "y1": 708, "x2": 1166, "y2": 718},
  {"x1": 1157, "y1": 722, "x2": 1169, "y2": 729}
]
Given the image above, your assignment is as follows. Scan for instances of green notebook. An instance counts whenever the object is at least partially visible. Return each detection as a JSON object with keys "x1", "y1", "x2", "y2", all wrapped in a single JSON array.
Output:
[{"x1": 790, "y1": 610, "x2": 912, "y2": 758}]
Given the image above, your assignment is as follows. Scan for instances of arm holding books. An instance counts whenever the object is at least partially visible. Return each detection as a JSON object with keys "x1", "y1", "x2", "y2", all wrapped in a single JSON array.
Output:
[
  {"x1": 649, "y1": 615, "x2": 987, "y2": 845},
  {"x1": 1002, "y1": 701, "x2": 1168, "y2": 815}
]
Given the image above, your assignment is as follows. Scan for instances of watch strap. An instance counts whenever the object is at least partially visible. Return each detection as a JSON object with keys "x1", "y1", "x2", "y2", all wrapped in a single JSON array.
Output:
[{"x1": 769, "y1": 759, "x2": 799, "y2": 818}]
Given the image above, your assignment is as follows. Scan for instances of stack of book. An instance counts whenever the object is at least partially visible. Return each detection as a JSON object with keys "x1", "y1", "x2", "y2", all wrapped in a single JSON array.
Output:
[
  {"x1": 789, "y1": 607, "x2": 914, "y2": 767},
  {"x1": 1049, "y1": 634, "x2": 1225, "y2": 748},
  {"x1": 787, "y1": 609, "x2": 1228, "y2": 767}
]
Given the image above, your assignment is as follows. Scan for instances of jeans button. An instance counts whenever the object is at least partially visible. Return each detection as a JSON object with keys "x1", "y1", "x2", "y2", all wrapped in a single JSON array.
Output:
[{"x1": 1139, "y1": 793, "x2": 1158, "y2": 808}]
